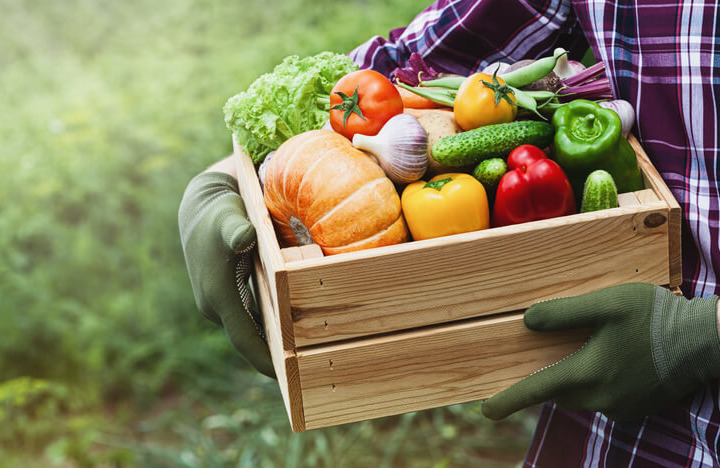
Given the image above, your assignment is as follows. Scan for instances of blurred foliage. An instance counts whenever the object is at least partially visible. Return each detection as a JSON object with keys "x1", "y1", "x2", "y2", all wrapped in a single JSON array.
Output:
[{"x1": 0, "y1": 0, "x2": 539, "y2": 466}]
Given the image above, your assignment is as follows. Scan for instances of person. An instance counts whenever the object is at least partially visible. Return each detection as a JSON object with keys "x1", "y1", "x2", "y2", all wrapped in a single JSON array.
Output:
[{"x1": 179, "y1": 0, "x2": 720, "y2": 465}]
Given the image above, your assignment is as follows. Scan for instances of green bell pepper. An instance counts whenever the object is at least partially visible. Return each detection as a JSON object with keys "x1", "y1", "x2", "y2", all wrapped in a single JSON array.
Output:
[{"x1": 552, "y1": 99, "x2": 644, "y2": 194}]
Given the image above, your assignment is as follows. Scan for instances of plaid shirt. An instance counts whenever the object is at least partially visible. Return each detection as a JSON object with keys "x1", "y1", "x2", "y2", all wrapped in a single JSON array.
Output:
[{"x1": 352, "y1": 1, "x2": 720, "y2": 466}]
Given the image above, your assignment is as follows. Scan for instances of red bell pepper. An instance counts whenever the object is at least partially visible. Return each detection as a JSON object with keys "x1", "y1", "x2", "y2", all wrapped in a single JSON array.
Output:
[{"x1": 492, "y1": 145, "x2": 576, "y2": 227}]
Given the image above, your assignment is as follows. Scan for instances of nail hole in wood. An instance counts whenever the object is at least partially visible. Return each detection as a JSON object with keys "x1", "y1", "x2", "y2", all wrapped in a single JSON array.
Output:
[
  {"x1": 324, "y1": 320, "x2": 328, "y2": 329},
  {"x1": 329, "y1": 359, "x2": 334, "y2": 370},
  {"x1": 636, "y1": 268, "x2": 639, "y2": 273},
  {"x1": 331, "y1": 384, "x2": 337, "y2": 392},
  {"x1": 319, "y1": 278, "x2": 324, "y2": 286}
]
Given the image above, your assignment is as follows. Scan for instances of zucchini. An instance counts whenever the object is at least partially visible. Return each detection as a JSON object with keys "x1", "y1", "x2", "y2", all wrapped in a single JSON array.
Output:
[
  {"x1": 581, "y1": 170, "x2": 619, "y2": 212},
  {"x1": 431, "y1": 120, "x2": 554, "y2": 167}
]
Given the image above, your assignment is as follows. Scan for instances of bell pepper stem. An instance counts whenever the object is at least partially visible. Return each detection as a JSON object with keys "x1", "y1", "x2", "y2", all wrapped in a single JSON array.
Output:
[
  {"x1": 584, "y1": 114, "x2": 596, "y2": 128},
  {"x1": 424, "y1": 177, "x2": 453, "y2": 191}
]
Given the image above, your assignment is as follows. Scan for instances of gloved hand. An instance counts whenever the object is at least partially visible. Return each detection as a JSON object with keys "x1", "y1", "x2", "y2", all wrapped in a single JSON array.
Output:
[
  {"x1": 482, "y1": 283, "x2": 720, "y2": 422},
  {"x1": 179, "y1": 171, "x2": 275, "y2": 378}
]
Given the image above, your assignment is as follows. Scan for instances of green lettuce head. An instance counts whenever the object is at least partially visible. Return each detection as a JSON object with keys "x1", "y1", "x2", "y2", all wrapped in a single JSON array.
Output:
[{"x1": 223, "y1": 52, "x2": 358, "y2": 163}]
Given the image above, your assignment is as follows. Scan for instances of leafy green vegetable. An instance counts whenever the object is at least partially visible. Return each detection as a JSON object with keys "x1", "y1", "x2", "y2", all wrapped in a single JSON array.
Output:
[{"x1": 223, "y1": 51, "x2": 358, "y2": 163}]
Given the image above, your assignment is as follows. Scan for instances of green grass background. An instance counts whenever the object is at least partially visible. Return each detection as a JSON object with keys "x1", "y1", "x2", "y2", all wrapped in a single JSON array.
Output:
[{"x1": 0, "y1": 0, "x2": 539, "y2": 466}]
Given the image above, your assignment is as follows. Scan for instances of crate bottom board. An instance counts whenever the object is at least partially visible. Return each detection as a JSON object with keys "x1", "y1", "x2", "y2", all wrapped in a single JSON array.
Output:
[{"x1": 295, "y1": 311, "x2": 588, "y2": 431}]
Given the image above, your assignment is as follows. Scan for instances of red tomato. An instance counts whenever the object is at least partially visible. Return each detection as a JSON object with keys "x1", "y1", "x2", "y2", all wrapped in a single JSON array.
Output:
[{"x1": 329, "y1": 70, "x2": 404, "y2": 140}]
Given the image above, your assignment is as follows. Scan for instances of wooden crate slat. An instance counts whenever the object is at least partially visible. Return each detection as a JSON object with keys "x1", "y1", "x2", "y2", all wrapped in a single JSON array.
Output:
[
  {"x1": 281, "y1": 247, "x2": 303, "y2": 263},
  {"x1": 252, "y1": 253, "x2": 305, "y2": 432},
  {"x1": 296, "y1": 312, "x2": 588, "y2": 430},
  {"x1": 287, "y1": 202, "x2": 670, "y2": 346},
  {"x1": 234, "y1": 139, "x2": 295, "y2": 351},
  {"x1": 299, "y1": 244, "x2": 324, "y2": 260},
  {"x1": 281, "y1": 245, "x2": 324, "y2": 263},
  {"x1": 629, "y1": 135, "x2": 682, "y2": 287},
  {"x1": 635, "y1": 188, "x2": 660, "y2": 204},
  {"x1": 617, "y1": 191, "x2": 640, "y2": 207}
]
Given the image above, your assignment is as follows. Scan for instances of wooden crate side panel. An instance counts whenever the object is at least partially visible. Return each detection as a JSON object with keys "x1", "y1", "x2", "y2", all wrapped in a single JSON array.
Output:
[
  {"x1": 233, "y1": 138, "x2": 294, "y2": 350},
  {"x1": 252, "y1": 254, "x2": 305, "y2": 432},
  {"x1": 617, "y1": 191, "x2": 640, "y2": 206},
  {"x1": 629, "y1": 135, "x2": 682, "y2": 287},
  {"x1": 287, "y1": 203, "x2": 670, "y2": 346},
  {"x1": 281, "y1": 247, "x2": 303, "y2": 263},
  {"x1": 297, "y1": 313, "x2": 588, "y2": 430},
  {"x1": 281, "y1": 244, "x2": 324, "y2": 263}
]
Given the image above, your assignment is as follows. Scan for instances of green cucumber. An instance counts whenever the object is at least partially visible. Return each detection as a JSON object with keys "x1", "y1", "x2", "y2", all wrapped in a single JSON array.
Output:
[
  {"x1": 473, "y1": 158, "x2": 507, "y2": 200},
  {"x1": 431, "y1": 120, "x2": 554, "y2": 167},
  {"x1": 581, "y1": 170, "x2": 619, "y2": 212}
]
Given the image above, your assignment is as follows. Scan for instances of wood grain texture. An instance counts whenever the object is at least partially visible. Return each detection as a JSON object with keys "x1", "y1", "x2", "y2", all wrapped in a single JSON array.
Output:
[
  {"x1": 296, "y1": 312, "x2": 589, "y2": 430},
  {"x1": 299, "y1": 244, "x2": 324, "y2": 260},
  {"x1": 287, "y1": 202, "x2": 671, "y2": 346},
  {"x1": 617, "y1": 191, "x2": 640, "y2": 207},
  {"x1": 234, "y1": 139, "x2": 295, "y2": 351},
  {"x1": 629, "y1": 135, "x2": 682, "y2": 287},
  {"x1": 281, "y1": 247, "x2": 303, "y2": 263},
  {"x1": 282, "y1": 245, "x2": 324, "y2": 263},
  {"x1": 252, "y1": 253, "x2": 305, "y2": 432},
  {"x1": 634, "y1": 188, "x2": 659, "y2": 204}
]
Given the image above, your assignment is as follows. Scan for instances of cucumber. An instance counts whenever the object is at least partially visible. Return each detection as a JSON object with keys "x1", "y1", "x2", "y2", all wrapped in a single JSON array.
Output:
[
  {"x1": 581, "y1": 170, "x2": 619, "y2": 212},
  {"x1": 473, "y1": 158, "x2": 507, "y2": 196},
  {"x1": 431, "y1": 120, "x2": 554, "y2": 167}
]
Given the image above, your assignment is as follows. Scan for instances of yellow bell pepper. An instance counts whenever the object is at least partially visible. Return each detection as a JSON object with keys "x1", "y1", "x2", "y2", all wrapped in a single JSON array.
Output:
[{"x1": 401, "y1": 173, "x2": 490, "y2": 241}]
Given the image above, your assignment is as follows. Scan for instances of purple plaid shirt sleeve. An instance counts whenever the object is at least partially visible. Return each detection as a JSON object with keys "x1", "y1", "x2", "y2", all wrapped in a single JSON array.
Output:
[
  {"x1": 354, "y1": 1, "x2": 720, "y2": 466},
  {"x1": 349, "y1": 0, "x2": 587, "y2": 77}
]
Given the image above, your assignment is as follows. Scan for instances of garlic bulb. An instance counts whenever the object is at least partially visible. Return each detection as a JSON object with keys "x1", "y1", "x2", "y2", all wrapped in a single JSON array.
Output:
[{"x1": 352, "y1": 114, "x2": 428, "y2": 184}]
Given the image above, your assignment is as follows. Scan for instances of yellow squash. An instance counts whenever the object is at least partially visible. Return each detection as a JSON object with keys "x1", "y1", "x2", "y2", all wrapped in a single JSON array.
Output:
[{"x1": 401, "y1": 173, "x2": 490, "y2": 241}]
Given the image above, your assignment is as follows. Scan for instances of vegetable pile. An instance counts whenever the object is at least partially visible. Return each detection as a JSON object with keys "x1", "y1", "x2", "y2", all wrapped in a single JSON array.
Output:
[{"x1": 223, "y1": 49, "x2": 646, "y2": 254}]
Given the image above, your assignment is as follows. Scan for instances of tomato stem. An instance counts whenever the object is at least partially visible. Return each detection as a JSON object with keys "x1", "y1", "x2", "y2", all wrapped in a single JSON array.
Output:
[
  {"x1": 481, "y1": 68, "x2": 517, "y2": 108},
  {"x1": 330, "y1": 86, "x2": 367, "y2": 127}
]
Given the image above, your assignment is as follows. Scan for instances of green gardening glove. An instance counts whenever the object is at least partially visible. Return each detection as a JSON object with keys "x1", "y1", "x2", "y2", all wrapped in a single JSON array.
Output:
[
  {"x1": 179, "y1": 171, "x2": 275, "y2": 378},
  {"x1": 482, "y1": 283, "x2": 720, "y2": 422}
]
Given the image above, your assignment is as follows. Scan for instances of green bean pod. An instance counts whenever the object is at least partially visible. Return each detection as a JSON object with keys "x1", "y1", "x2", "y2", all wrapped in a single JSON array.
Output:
[
  {"x1": 417, "y1": 76, "x2": 467, "y2": 89},
  {"x1": 509, "y1": 87, "x2": 544, "y2": 119},
  {"x1": 396, "y1": 82, "x2": 456, "y2": 107},
  {"x1": 500, "y1": 49, "x2": 568, "y2": 88}
]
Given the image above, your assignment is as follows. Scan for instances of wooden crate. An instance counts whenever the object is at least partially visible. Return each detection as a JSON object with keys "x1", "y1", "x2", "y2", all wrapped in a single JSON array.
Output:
[{"x1": 234, "y1": 135, "x2": 681, "y2": 432}]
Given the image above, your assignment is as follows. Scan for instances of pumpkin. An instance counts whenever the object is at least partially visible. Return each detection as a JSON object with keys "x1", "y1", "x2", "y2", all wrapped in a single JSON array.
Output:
[{"x1": 263, "y1": 130, "x2": 409, "y2": 255}]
